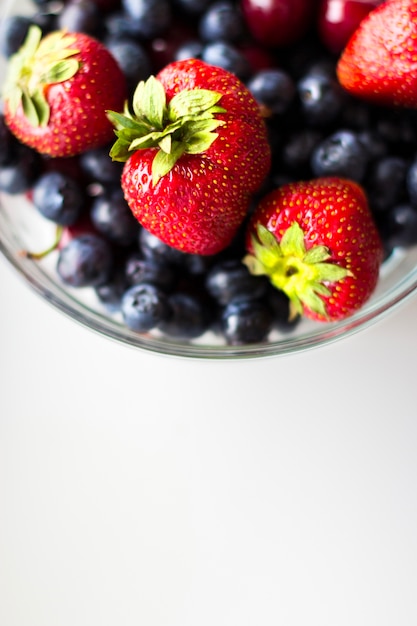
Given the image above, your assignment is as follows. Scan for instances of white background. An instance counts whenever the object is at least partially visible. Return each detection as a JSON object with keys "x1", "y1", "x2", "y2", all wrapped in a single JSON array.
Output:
[{"x1": 1, "y1": 255, "x2": 417, "y2": 626}]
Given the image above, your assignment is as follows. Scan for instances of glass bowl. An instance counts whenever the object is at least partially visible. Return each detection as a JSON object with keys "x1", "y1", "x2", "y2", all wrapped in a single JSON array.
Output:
[{"x1": 1, "y1": 0, "x2": 417, "y2": 360}]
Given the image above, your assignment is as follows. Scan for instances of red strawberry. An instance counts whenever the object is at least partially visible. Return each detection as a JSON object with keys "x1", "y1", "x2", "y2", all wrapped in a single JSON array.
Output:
[
  {"x1": 337, "y1": 0, "x2": 417, "y2": 108},
  {"x1": 243, "y1": 177, "x2": 384, "y2": 321},
  {"x1": 3, "y1": 25, "x2": 127, "y2": 157},
  {"x1": 108, "y1": 58, "x2": 271, "y2": 256}
]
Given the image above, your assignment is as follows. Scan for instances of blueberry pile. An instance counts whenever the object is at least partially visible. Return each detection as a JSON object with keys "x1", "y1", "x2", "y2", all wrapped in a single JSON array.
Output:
[{"x1": 1, "y1": 0, "x2": 417, "y2": 345}]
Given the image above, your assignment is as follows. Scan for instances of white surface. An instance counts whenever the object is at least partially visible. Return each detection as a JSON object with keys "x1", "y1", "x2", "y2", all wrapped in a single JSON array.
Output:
[{"x1": 1, "y1": 255, "x2": 417, "y2": 626}]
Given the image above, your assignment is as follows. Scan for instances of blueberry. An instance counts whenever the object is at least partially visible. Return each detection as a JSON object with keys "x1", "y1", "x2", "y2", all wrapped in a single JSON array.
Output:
[
  {"x1": 205, "y1": 259, "x2": 268, "y2": 306},
  {"x1": 385, "y1": 204, "x2": 417, "y2": 249},
  {"x1": 366, "y1": 156, "x2": 408, "y2": 213},
  {"x1": 174, "y1": 0, "x2": 216, "y2": 15},
  {"x1": 121, "y1": 283, "x2": 172, "y2": 332},
  {"x1": 33, "y1": 171, "x2": 86, "y2": 226},
  {"x1": 57, "y1": 0, "x2": 101, "y2": 35},
  {"x1": 297, "y1": 71, "x2": 345, "y2": 127},
  {"x1": 221, "y1": 299, "x2": 274, "y2": 345},
  {"x1": 0, "y1": 114, "x2": 17, "y2": 167},
  {"x1": 247, "y1": 69, "x2": 296, "y2": 116},
  {"x1": 357, "y1": 130, "x2": 388, "y2": 162},
  {"x1": 104, "y1": 12, "x2": 146, "y2": 40},
  {"x1": 281, "y1": 129, "x2": 323, "y2": 173},
  {"x1": 139, "y1": 228, "x2": 187, "y2": 266},
  {"x1": 0, "y1": 144, "x2": 42, "y2": 194},
  {"x1": 174, "y1": 40, "x2": 204, "y2": 62},
  {"x1": 202, "y1": 41, "x2": 250, "y2": 79},
  {"x1": 125, "y1": 252, "x2": 177, "y2": 291},
  {"x1": 0, "y1": 16, "x2": 32, "y2": 58},
  {"x1": 90, "y1": 188, "x2": 139, "y2": 246},
  {"x1": 57, "y1": 234, "x2": 114, "y2": 287},
  {"x1": 121, "y1": 0, "x2": 171, "y2": 38},
  {"x1": 310, "y1": 129, "x2": 369, "y2": 182},
  {"x1": 159, "y1": 292, "x2": 210, "y2": 339},
  {"x1": 266, "y1": 288, "x2": 300, "y2": 333},
  {"x1": 95, "y1": 268, "x2": 129, "y2": 312},
  {"x1": 199, "y1": 2, "x2": 246, "y2": 43},
  {"x1": 105, "y1": 39, "x2": 152, "y2": 90},
  {"x1": 406, "y1": 159, "x2": 417, "y2": 207},
  {"x1": 79, "y1": 146, "x2": 124, "y2": 185}
]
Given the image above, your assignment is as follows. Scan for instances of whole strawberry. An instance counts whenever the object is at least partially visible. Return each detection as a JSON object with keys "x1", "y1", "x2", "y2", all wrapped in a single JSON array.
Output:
[
  {"x1": 337, "y1": 0, "x2": 417, "y2": 108},
  {"x1": 3, "y1": 25, "x2": 127, "y2": 157},
  {"x1": 107, "y1": 58, "x2": 271, "y2": 256},
  {"x1": 243, "y1": 177, "x2": 384, "y2": 321}
]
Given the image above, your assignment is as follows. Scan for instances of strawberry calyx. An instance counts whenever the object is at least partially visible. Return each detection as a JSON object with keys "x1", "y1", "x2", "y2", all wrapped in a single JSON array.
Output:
[
  {"x1": 3, "y1": 25, "x2": 80, "y2": 128},
  {"x1": 107, "y1": 75, "x2": 226, "y2": 185},
  {"x1": 243, "y1": 222, "x2": 352, "y2": 319}
]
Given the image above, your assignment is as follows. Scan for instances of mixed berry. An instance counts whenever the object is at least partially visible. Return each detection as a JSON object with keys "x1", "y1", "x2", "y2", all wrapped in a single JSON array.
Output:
[{"x1": 1, "y1": 0, "x2": 417, "y2": 346}]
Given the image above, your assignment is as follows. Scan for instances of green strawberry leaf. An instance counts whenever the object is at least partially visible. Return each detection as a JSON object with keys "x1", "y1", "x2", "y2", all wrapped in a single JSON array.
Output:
[
  {"x1": 168, "y1": 89, "x2": 224, "y2": 121},
  {"x1": 21, "y1": 90, "x2": 41, "y2": 126},
  {"x1": 3, "y1": 25, "x2": 81, "y2": 128},
  {"x1": 280, "y1": 221, "x2": 306, "y2": 258},
  {"x1": 30, "y1": 89, "x2": 50, "y2": 126},
  {"x1": 108, "y1": 74, "x2": 228, "y2": 183},
  {"x1": 244, "y1": 220, "x2": 352, "y2": 319},
  {"x1": 152, "y1": 141, "x2": 185, "y2": 185},
  {"x1": 158, "y1": 134, "x2": 172, "y2": 153},
  {"x1": 109, "y1": 136, "x2": 132, "y2": 162},
  {"x1": 185, "y1": 131, "x2": 223, "y2": 154},
  {"x1": 303, "y1": 245, "x2": 331, "y2": 264},
  {"x1": 41, "y1": 58, "x2": 79, "y2": 85},
  {"x1": 132, "y1": 76, "x2": 166, "y2": 129}
]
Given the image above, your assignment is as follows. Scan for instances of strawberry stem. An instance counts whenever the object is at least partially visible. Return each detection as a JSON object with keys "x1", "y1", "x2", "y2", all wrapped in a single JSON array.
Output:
[
  {"x1": 243, "y1": 222, "x2": 351, "y2": 319},
  {"x1": 107, "y1": 74, "x2": 227, "y2": 185}
]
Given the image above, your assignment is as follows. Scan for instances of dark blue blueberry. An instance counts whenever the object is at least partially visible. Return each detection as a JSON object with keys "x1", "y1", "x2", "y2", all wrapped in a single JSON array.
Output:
[
  {"x1": 57, "y1": 234, "x2": 113, "y2": 287},
  {"x1": 0, "y1": 114, "x2": 17, "y2": 167},
  {"x1": 90, "y1": 188, "x2": 139, "y2": 246},
  {"x1": 357, "y1": 130, "x2": 388, "y2": 162},
  {"x1": 0, "y1": 16, "x2": 32, "y2": 58},
  {"x1": 221, "y1": 299, "x2": 274, "y2": 345},
  {"x1": 247, "y1": 69, "x2": 295, "y2": 116},
  {"x1": 125, "y1": 252, "x2": 177, "y2": 291},
  {"x1": 266, "y1": 287, "x2": 300, "y2": 333},
  {"x1": 199, "y1": 2, "x2": 246, "y2": 43},
  {"x1": 79, "y1": 146, "x2": 124, "y2": 186},
  {"x1": 385, "y1": 204, "x2": 417, "y2": 249},
  {"x1": 121, "y1": 283, "x2": 172, "y2": 332},
  {"x1": 375, "y1": 110, "x2": 417, "y2": 156},
  {"x1": 159, "y1": 292, "x2": 210, "y2": 339},
  {"x1": 366, "y1": 156, "x2": 408, "y2": 213},
  {"x1": 297, "y1": 71, "x2": 345, "y2": 127},
  {"x1": 104, "y1": 12, "x2": 147, "y2": 40},
  {"x1": 106, "y1": 39, "x2": 152, "y2": 90},
  {"x1": 121, "y1": 0, "x2": 171, "y2": 39},
  {"x1": 57, "y1": 0, "x2": 101, "y2": 35},
  {"x1": 174, "y1": 0, "x2": 216, "y2": 15},
  {"x1": 174, "y1": 40, "x2": 204, "y2": 62},
  {"x1": 139, "y1": 228, "x2": 187, "y2": 266},
  {"x1": 205, "y1": 259, "x2": 268, "y2": 306},
  {"x1": 0, "y1": 144, "x2": 42, "y2": 194},
  {"x1": 406, "y1": 159, "x2": 417, "y2": 207},
  {"x1": 310, "y1": 129, "x2": 369, "y2": 182},
  {"x1": 281, "y1": 129, "x2": 323, "y2": 173},
  {"x1": 32, "y1": 171, "x2": 85, "y2": 226},
  {"x1": 202, "y1": 41, "x2": 250, "y2": 79},
  {"x1": 95, "y1": 269, "x2": 129, "y2": 313}
]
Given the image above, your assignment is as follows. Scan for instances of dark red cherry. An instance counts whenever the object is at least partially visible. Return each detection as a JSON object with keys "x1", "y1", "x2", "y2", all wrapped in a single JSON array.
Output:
[
  {"x1": 240, "y1": 0, "x2": 319, "y2": 48},
  {"x1": 318, "y1": 0, "x2": 384, "y2": 54}
]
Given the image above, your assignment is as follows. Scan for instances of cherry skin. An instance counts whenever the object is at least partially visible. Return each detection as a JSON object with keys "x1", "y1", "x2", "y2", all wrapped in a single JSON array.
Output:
[
  {"x1": 318, "y1": 0, "x2": 384, "y2": 54},
  {"x1": 240, "y1": 0, "x2": 319, "y2": 48}
]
